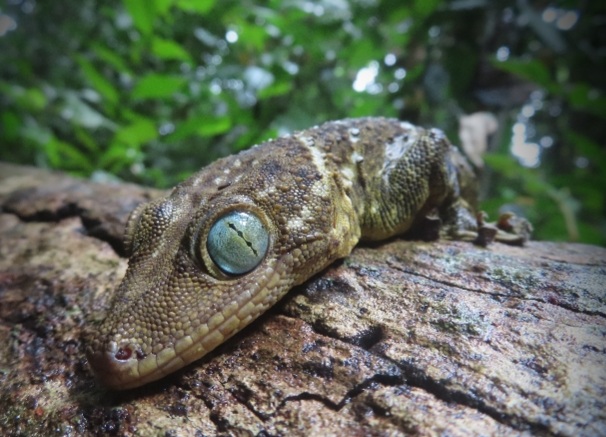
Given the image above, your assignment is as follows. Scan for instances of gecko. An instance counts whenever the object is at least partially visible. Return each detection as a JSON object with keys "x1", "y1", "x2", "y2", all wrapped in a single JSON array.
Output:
[{"x1": 85, "y1": 117, "x2": 530, "y2": 390}]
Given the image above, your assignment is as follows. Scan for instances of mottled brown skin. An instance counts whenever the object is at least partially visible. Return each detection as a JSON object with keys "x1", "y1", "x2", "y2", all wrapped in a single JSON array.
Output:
[{"x1": 86, "y1": 117, "x2": 528, "y2": 389}]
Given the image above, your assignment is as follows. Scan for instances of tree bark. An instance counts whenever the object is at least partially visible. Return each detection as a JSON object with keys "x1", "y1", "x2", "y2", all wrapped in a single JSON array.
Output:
[{"x1": 0, "y1": 162, "x2": 604, "y2": 437}]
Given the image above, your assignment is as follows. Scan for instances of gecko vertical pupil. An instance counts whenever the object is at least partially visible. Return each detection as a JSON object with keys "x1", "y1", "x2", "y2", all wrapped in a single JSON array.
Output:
[{"x1": 207, "y1": 211, "x2": 269, "y2": 275}]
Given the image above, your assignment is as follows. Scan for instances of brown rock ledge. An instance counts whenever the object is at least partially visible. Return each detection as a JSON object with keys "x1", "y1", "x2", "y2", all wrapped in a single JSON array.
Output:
[{"x1": 0, "y1": 162, "x2": 604, "y2": 436}]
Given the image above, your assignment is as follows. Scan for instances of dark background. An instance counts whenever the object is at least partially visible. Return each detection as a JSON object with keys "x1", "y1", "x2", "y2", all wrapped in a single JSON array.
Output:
[{"x1": 0, "y1": 0, "x2": 604, "y2": 244}]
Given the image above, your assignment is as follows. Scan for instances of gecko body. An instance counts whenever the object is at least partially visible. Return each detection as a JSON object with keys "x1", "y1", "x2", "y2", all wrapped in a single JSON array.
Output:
[{"x1": 86, "y1": 117, "x2": 528, "y2": 389}]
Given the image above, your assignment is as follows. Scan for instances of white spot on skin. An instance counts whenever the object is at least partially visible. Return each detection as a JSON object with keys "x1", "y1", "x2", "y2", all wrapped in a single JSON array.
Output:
[
  {"x1": 340, "y1": 143, "x2": 363, "y2": 190},
  {"x1": 156, "y1": 200, "x2": 175, "y2": 219},
  {"x1": 385, "y1": 134, "x2": 416, "y2": 161},
  {"x1": 399, "y1": 121, "x2": 415, "y2": 131},
  {"x1": 381, "y1": 128, "x2": 420, "y2": 185},
  {"x1": 287, "y1": 216, "x2": 304, "y2": 233},
  {"x1": 310, "y1": 178, "x2": 328, "y2": 200},
  {"x1": 286, "y1": 200, "x2": 317, "y2": 234},
  {"x1": 297, "y1": 135, "x2": 315, "y2": 147},
  {"x1": 299, "y1": 135, "x2": 328, "y2": 178},
  {"x1": 340, "y1": 166, "x2": 355, "y2": 190}
]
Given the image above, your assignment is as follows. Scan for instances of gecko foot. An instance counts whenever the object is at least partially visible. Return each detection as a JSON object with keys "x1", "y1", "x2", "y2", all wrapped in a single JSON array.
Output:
[{"x1": 473, "y1": 211, "x2": 532, "y2": 246}]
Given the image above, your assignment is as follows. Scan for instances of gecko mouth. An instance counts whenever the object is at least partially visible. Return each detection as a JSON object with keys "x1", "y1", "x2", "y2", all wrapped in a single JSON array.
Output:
[
  {"x1": 88, "y1": 315, "x2": 240, "y2": 390},
  {"x1": 87, "y1": 341, "x2": 188, "y2": 390},
  {"x1": 87, "y1": 264, "x2": 288, "y2": 390}
]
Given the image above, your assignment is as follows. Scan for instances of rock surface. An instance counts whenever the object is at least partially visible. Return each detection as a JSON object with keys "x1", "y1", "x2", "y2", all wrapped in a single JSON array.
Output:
[{"x1": 0, "y1": 162, "x2": 604, "y2": 436}]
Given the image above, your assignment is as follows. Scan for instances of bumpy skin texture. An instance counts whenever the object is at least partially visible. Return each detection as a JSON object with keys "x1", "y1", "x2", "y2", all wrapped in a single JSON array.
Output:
[{"x1": 86, "y1": 117, "x2": 523, "y2": 390}]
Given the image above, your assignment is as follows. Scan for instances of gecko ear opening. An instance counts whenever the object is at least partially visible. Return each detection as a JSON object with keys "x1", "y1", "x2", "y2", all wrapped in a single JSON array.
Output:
[{"x1": 204, "y1": 210, "x2": 270, "y2": 276}]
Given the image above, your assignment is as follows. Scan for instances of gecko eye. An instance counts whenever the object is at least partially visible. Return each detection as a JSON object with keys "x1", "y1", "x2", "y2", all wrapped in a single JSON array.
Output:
[{"x1": 206, "y1": 211, "x2": 269, "y2": 275}]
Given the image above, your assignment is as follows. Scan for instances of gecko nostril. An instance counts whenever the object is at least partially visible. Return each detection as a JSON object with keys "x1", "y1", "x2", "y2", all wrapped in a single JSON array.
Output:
[
  {"x1": 114, "y1": 345, "x2": 147, "y2": 361},
  {"x1": 114, "y1": 346, "x2": 132, "y2": 361}
]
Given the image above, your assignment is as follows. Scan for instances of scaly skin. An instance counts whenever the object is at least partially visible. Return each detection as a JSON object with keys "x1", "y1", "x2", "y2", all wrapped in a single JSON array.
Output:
[{"x1": 85, "y1": 117, "x2": 529, "y2": 389}]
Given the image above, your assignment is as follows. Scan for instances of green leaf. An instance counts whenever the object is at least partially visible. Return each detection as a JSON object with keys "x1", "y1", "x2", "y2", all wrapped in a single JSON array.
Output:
[
  {"x1": 578, "y1": 222, "x2": 606, "y2": 246},
  {"x1": 483, "y1": 154, "x2": 522, "y2": 178},
  {"x1": 20, "y1": 118, "x2": 52, "y2": 146},
  {"x1": 568, "y1": 131, "x2": 603, "y2": 158},
  {"x1": 76, "y1": 56, "x2": 119, "y2": 105},
  {"x1": 567, "y1": 84, "x2": 606, "y2": 119},
  {"x1": 574, "y1": 184, "x2": 604, "y2": 213},
  {"x1": 413, "y1": 0, "x2": 440, "y2": 17},
  {"x1": 92, "y1": 44, "x2": 130, "y2": 73},
  {"x1": 44, "y1": 134, "x2": 61, "y2": 167},
  {"x1": 0, "y1": 83, "x2": 47, "y2": 111},
  {"x1": 74, "y1": 126, "x2": 100, "y2": 154},
  {"x1": 52, "y1": 138, "x2": 95, "y2": 173},
  {"x1": 22, "y1": 87, "x2": 47, "y2": 111},
  {"x1": 124, "y1": 0, "x2": 156, "y2": 36},
  {"x1": 566, "y1": 131, "x2": 606, "y2": 175},
  {"x1": 131, "y1": 74, "x2": 186, "y2": 99},
  {"x1": 114, "y1": 118, "x2": 158, "y2": 146},
  {"x1": 166, "y1": 115, "x2": 203, "y2": 142},
  {"x1": 257, "y1": 80, "x2": 293, "y2": 100},
  {"x1": 152, "y1": 37, "x2": 193, "y2": 62},
  {"x1": 492, "y1": 58, "x2": 553, "y2": 90},
  {"x1": 196, "y1": 116, "x2": 231, "y2": 137},
  {"x1": 155, "y1": 0, "x2": 174, "y2": 16},
  {"x1": 168, "y1": 115, "x2": 231, "y2": 141},
  {"x1": 61, "y1": 92, "x2": 108, "y2": 129},
  {"x1": 99, "y1": 142, "x2": 136, "y2": 172},
  {"x1": 1, "y1": 111, "x2": 19, "y2": 140},
  {"x1": 237, "y1": 22, "x2": 267, "y2": 51},
  {"x1": 174, "y1": 0, "x2": 216, "y2": 14},
  {"x1": 348, "y1": 39, "x2": 376, "y2": 67}
]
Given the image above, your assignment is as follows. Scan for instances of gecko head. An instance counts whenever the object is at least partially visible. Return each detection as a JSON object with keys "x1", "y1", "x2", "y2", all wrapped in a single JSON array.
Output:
[
  {"x1": 85, "y1": 192, "x2": 289, "y2": 389},
  {"x1": 84, "y1": 149, "x2": 350, "y2": 389}
]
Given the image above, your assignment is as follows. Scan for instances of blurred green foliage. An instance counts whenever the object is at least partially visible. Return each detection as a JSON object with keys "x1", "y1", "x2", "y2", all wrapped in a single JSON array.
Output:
[{"x1": 0, "y1": 0, "x2": 604, "y2": 245}]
